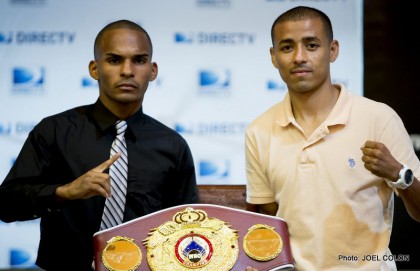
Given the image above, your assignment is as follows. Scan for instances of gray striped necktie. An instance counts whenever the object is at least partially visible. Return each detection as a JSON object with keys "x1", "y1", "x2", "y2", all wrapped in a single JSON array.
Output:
[{"x1": 100, "y1": 120, "x2": 128, "y2": 230}]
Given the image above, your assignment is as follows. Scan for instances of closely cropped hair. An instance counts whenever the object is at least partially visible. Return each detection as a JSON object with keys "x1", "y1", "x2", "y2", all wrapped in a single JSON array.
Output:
[
  {"x1": 94, "y1": 19, "x2": 153, "y2": 59},
  {"x1": 271, "y1": 6, "x2": 334, "y2": 45}
]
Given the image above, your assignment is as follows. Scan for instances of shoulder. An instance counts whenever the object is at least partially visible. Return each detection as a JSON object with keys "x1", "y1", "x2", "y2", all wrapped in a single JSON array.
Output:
[
  {"x1": 345, "y1": 92, "x2": 406, "y2": 138},
  {"x1": 32, "y1": 104, "x2": 92, "y2": 134},
  {"x1": 247, "y1": 102, "x2": 284, "y2": 133},
  {"x1": 40, "y1": 104, "x2": 92, "y2": 122},
  {"x1": 21, "y1": 104, "x2": 93, "y2": 148},
  {"x1": 351, "y1": 93, "x2": 398, "y2": 118},
  {"x1": 338, "y1": 84, "x2": 397, "y2": 117},
  {"x1": 142, "y1": 113, "x2": 189, "y2": 144}
]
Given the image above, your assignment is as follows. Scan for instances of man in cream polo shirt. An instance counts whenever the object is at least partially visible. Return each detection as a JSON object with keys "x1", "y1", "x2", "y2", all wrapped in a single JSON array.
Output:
[{"x1": 245, "y1": 6, "x2": 420, "y2": 271}]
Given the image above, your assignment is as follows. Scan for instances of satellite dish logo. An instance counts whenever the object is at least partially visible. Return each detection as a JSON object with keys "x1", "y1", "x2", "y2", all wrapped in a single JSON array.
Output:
[
  {"x1": 198, "y1": 69, "x2": 230, "y2": 95},
  {"x1": 10, "y1": 248, "x2": 37, "y2": 268},
  {"x1": 199, "y1": 160, "x2": 230, "y2": 180},
  {"x1": 0, "y1": 122, "x2": 12, "y2": 135},
  {"x1": 81, "y1": 76, "x2": 98, "y2": 88},
  {"x1": 0, "y1": 32, "x2": 12, "y2": 44},
  {"x1": 13, "y1": 67, "x2": 45, "y2": 94},
  {"x1": 174, "y1": 123, "x2": 193, "y2": 134},
  {"x1": 175, "y1": 32, "x2": 193, "y2": 44},
  {"x1": 267, "y1": 80, "x2": 287, "y2": 92}
]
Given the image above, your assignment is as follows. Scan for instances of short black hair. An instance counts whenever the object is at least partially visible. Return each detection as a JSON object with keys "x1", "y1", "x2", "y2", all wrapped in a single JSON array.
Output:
[
  {"x1": 271, "y1": 6, "x2": 333, "y2": 46},
  {"x1": 93, "y1": 19, "x2": 153, "y2": 60}
]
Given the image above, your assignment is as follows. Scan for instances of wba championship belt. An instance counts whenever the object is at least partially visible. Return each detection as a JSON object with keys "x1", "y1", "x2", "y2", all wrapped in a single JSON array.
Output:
[{"x1": 93, "y1": 204, "x2": 294, "y2": 271}]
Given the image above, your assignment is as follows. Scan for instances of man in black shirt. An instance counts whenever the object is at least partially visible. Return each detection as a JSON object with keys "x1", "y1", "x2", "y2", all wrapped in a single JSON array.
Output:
[{"x1": 0, "y1": 20, "x2": 199, "y2": 271}]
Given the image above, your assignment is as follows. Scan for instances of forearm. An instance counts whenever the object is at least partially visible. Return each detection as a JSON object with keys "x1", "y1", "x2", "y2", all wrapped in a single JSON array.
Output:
[
  {"x1": 246, "y1": 202, "x2": 278, "y2": 216},
  {"x1": 0, "y1": 181, "x2": 61, "y2": 222},
  {"x1": 398, "y1": 178, "x2": 420, "y2": 222}
]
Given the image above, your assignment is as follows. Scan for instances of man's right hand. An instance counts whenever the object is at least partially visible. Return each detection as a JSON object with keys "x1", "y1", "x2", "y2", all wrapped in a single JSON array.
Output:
[{"x1": 55, "y1": 153, "x2": 121, "y2": 201}]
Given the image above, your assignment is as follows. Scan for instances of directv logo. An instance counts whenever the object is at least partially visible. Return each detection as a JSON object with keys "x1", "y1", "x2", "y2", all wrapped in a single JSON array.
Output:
[
  {"x1": 267, "y1": 80, "x2": 287, "y2": 92},
  {"x1": 196, "y1": 0, "x2": 231, "y2": 8},
  {"x1": 81, "y1": 77, "x2": 98, "y2": 88},
  {"x1": 174, "y1": 32, "x2": 255, "y2": 45},
  {"x1": 0, "y1": 32, "x2": 13, "y2": 44},
  {"x1": 0, "y1": 122, "x2": 12, "y2": 135},
  {"x1": 199, "y1": 160, "x2": 230, "y2": 179},
  {"x1": 10, "y1": 0, "x2": 46, "y2": 5},
  {"x1": 0, "y1": 122, "x2": 34, "y2": 135},
  {"x1": 174, "y1": 122, "x2": 246, "y2": 135},
  {"x1": 0, "y1": 31, "x2": 75, "y2": 44},
  {"x1": 175, "y1": 33, "x2": 193, "y2": 43},
  {"x1": 12, "y1": 67, "x2": 45, "y2": 94},
  {"x1": 198, "y1": 69, "x2": 230, "y2": 95},
  {"x1": 10, "y1": 248, "x2": 37, "y2": 268},
  {"x1": 175, "y1": 124, "x2": 193, "y2": 134}
]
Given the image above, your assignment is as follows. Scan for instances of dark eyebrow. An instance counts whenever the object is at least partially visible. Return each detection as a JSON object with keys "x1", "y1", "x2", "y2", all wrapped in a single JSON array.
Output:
[
  {"x1": 134, "y1": 53, "x2": 151, "y2": 59},
  {"x1": 302, "y1": 36, "x2": 321, "y2": 43},
  {"x1": 277, "y1": 36, "x2": 321, "y2": 46},
  {"x1": 277, "y1": 38, "x2": 294, "y2": 46},
  {"x1": 104, "y1": 52, "x2": 151, "y2": 58}
]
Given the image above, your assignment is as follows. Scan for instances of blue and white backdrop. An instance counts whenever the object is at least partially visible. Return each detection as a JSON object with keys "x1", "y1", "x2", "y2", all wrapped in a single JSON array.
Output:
[{"x1": 0, "y1": 0, "x2": 363, "y2": 268}]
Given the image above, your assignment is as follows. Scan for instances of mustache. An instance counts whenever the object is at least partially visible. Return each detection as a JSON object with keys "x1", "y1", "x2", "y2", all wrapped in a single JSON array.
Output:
[
  {"x1": 290, "y1": 65, "x2": 313, "y2": 73},
  {"x1": 115, "y1": 80, "x2": 138, "y2": 88}
]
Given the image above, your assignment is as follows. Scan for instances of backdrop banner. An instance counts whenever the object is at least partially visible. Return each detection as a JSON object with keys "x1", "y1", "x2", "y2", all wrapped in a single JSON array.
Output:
[{"x1": 0, "y1": 0, "x2": 363, "y2": 268}]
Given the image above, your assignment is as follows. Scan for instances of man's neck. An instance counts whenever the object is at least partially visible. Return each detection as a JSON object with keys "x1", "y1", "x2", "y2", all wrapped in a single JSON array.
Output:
[{"x1": 290, "y1": 84, "x2": 340, "y2": 136}]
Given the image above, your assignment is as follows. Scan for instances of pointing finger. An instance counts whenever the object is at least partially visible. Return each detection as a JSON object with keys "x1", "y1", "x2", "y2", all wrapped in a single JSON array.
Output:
[{"x1": 93, "y1": 153, "x2": 121, "y2": 173}]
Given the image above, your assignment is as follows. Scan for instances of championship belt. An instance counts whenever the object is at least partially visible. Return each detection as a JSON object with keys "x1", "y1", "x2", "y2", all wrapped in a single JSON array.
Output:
[{"x1": 93, "y1": 204, "x2": 294, "y2": 271}]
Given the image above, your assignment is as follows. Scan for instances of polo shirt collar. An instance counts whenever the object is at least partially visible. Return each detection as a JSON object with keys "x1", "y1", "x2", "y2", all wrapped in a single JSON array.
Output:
[
  {"x1": 324, "y1": 84, "x2": 352, "y2": 126},
  {"x1": 277, "y1": 83, "x2": 352, "y2": 128}
]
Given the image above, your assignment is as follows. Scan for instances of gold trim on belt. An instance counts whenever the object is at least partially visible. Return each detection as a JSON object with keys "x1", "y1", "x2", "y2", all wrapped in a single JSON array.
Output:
[{"x1": 143, "y1": 207, "x2": 239, "y2": 270}]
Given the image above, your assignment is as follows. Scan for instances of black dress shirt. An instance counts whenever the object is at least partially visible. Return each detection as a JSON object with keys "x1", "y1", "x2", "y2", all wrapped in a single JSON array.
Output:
[{"x1": 0, "y1": 99, "x2": 199, "y2": 271}]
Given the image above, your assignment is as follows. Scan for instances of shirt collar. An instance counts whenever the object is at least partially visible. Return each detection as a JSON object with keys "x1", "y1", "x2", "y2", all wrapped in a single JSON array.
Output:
[
  {"x1": 277, "y1": 83, "x2": 353, "y2": 127},
  {"x1": 89, "y1": 99, "x2": 145, "y2": 140},
  {"x1": 324, "y1": 84, "x2": 352, "y2": 126}
]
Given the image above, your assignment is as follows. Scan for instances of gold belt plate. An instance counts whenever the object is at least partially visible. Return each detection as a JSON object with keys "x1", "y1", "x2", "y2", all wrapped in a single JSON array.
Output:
[
  {"x1": 102, "y1": 236, "x2": 142, "y2": 271},
  {"x1": 143, "y1": 207, "x2": 239, "y2": 270},
  {"x1": 243, "y1": 224, "x2": 283, "y2": 261}
]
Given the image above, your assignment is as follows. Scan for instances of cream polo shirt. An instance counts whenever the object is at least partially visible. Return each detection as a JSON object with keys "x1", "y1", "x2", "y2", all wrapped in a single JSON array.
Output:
[{"x1": 245, "y1": 84, "x2": 420, "y2": 271}]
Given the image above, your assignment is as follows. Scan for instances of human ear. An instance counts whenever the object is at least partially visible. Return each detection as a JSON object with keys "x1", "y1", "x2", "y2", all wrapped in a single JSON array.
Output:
[
  {"x1": 88, "y1": 60, "x2": 99, "y2": 80},
  {"x1": 270, "y1": 47, "x2": 279, "y2": 68},
  {"x1": 330, "y1": 40, "x2": 339, "y2": 63},
  {"x1": 149, "y1": 62, "x2": 158, "y2": 81}
]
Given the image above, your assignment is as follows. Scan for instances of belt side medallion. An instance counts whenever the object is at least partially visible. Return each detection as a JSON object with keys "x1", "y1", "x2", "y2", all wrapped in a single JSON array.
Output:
[
  {"x1": 102, "y1": 236, "x2": 142, "y2": 271},
  {"x1": 243, "y1": 224, "x2": 283, "y2": 261}
]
